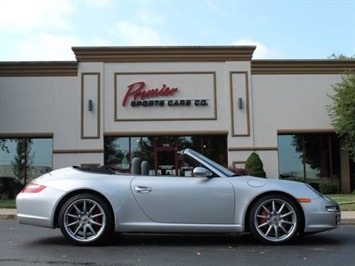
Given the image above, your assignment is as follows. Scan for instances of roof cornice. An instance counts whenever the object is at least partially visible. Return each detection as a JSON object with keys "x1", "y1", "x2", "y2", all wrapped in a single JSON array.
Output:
[
  {"x1": 71, "y1": 46, "x2": 257, "y2": 62},
  {"x1": 0, "y1": 61, "x2": 78, "y2": 77},
  {"x1": 251, "y1": 60, "x2": 355, "y2": 74},
  {"x1": 1, "y1": 52, "x2": 354, "y2": 77}
]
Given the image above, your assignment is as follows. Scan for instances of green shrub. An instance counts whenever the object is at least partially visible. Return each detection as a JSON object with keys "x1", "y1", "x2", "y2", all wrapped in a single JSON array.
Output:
[
  {"x1": 307, "y1": 182, "x2": 320, "y2": 192},
  {"x1": 319, "y1": 179, "x2": 338, "y2": 194},
  {"x1": 283, "y1": 176, "x2": 304, "y2": 182},
  {"x1": 245, "y1": 152, "x2": 266, "y2": 178}
]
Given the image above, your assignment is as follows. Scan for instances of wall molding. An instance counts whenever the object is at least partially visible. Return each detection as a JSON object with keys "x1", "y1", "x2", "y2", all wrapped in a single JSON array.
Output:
[
  {"x1": 277, "y1": 129, "x2": 335, "y2": 134},
  {"x1": 0, "y1": 133, "x2": 53, "y2": 138},
  {"x1": 229, "y1": 147, "x2": 278, "y2": 152},
  {"x1": 229, "y1": 71, "x2": 250, "y2": 136},
  {"x1": 251, "y1": 60, "x2": 355, "y2": 74},
  {"x1": 53, "y1": 149, "x2": 104, "y2": 154},
  {"x1": 0, "y1": 62, "x2": 77, "y2": 76},
  {"x1": 104, "y1": 130, "x2": 229, "y2": 137},
  {"x1": 81, "y1": 72, "x2": 101, "y2": 139}
]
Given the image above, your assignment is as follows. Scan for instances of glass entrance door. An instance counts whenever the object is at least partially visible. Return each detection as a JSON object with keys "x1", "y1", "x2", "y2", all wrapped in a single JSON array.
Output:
[{"x1": 155, "y1": 147, "x2": 178, "y2": 175}]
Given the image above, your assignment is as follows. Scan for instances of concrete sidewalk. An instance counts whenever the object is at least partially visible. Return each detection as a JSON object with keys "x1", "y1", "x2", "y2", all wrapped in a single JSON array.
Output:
[{"x1": 1, "y1": 208, "x2": 354, "y2": 224}]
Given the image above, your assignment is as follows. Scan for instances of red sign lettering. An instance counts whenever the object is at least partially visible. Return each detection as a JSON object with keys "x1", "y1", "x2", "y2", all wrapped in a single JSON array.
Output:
[{"x1": 122, "y1": 82, "x2": 178, "y2": 106}]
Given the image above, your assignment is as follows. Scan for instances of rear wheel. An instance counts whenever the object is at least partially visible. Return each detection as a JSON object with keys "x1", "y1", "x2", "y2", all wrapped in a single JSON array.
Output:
[
  {"x1": 59, "y1": 194, "x2": 113, "y2": 245},
  {"x1": 248, "y1": 194, "x2": 301, "y2": 244}
]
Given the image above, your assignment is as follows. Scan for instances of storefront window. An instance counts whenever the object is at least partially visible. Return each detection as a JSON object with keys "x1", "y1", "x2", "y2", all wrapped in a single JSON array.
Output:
[
  {"x1": 104, "y1": 137, "x2": 130, "y2": 170},
  {"x1": 278, "y1": 134, "x2": 340, "y2": 181},
  {"x1": 133, "y1": 137, "x2": 154, "y2": 171},
  {"x1": 0, "y1": 138, "x2": 53, "y2": 198},
  {"x1": 104, "y1": 135, "x2": 227, "y2": 174}
]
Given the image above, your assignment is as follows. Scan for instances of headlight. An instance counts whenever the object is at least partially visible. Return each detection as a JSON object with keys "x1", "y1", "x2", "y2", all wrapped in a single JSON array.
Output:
[{"x1": 326, "y1": 206, "x2": 339, "y2": 212}]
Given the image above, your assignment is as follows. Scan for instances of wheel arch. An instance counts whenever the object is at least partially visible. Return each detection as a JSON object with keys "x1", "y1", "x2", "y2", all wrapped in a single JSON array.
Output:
[
  {"x1": 53, "y1": 189, "x2": 115, "y2": 228},
  {"x1": 243, "y1": 191, "x2": 305, "y2": 234}
]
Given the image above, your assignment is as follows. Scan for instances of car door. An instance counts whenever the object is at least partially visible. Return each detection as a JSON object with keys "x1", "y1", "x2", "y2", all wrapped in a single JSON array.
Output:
[{"x1": 130, "y1": 175, "x2": 235, "y2": 224}]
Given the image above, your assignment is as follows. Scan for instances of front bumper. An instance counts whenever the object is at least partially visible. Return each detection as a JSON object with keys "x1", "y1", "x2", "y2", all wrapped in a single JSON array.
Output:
[{"x1": 302, "y1": 196, "x2": 341, "y2": 233}]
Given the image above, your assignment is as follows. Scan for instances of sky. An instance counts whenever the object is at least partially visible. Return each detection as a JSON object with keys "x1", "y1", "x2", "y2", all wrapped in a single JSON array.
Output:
[{"x1": 0, "y1": 0, "x2": 354, "y2": 61}]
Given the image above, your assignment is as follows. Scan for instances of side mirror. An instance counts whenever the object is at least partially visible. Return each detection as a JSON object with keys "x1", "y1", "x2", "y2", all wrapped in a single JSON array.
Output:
[{"x1": 193, "y1": 167, "x2": 213, "y2": 177}]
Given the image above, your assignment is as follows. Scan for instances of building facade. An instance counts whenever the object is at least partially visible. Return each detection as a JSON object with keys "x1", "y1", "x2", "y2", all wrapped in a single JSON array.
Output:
[{"x1": 1, "y1": 46, "x2": 354, "y2": 192}]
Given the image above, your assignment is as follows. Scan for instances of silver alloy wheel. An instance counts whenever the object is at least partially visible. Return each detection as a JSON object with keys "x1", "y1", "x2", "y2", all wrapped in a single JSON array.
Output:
[
  {"x1": 253, "y1": 197, "x2": 298, "y2": 243},
  {"x1": 62, "y1": 198, "x2": 107, "y2": 243}
]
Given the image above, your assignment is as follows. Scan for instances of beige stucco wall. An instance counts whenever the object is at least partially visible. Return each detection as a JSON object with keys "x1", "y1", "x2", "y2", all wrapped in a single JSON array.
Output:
[
  {"x1": 1, "y1": 48, "x2": 353, "y2": 177},
  {"x1": 0, "y1": 65, "x2": 344, "y2": 173},
  {"x1": 232, "y1": 74, "x2": 342, "y2": 178}
]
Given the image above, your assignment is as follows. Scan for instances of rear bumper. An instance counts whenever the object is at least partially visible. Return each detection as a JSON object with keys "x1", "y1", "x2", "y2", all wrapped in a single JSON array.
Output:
[{"x1": 16, "y1": 187, "x2": 65, "y2": 228}]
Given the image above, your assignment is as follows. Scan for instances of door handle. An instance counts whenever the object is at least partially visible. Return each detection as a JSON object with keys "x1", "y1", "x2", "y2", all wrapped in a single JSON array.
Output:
[{"x1": 134, "y1": 186, "x2": 152, "y2": 193}]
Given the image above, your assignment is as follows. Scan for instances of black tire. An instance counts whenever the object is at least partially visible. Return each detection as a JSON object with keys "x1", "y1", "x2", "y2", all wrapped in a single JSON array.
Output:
[
  {"x1": 248, "y1": 194, "x2": 301, "y2": 244},
  {"x1": 59, "y1": 193, "x2": 113, "y2": 245}
]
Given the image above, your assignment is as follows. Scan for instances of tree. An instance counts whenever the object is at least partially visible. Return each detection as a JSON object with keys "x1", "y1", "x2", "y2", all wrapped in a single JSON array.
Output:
[
  {"x1": 245, "y1": 152, "x2": 266, "y2": 178},
  {"x1": 132, "y1": 137, "x2": 154, "y2": 167},
  {"x1": 11, "y1": 139, "x2": 34, "y2": 184},
  {"x1": 328, "y1": 54, "x2": 354, "y2": 60},
  {"x1": 0, "y1": 139, "x2": 10, "y2": 153},
  {"x1": 104, "y1": 138, "x2": 125, "y2": 166},
  {"x1": 291, "y1": 134, "x2": 329, "y2": 180},
  {"x1": 327, "y1": 70, "x2": 355, "y2": 162}
]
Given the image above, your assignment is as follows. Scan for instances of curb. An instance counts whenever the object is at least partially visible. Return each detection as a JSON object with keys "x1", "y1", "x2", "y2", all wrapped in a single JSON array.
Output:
[
  {"x1": 0, "y1": 214, "x2": 17, "y2": 220},
  {"x1": 0, "y1": 209, "x2": 17, "y2": 220}
]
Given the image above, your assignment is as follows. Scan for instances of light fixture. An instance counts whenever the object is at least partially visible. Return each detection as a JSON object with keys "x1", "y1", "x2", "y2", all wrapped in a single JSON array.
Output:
[
  {"x1": 88, "y1": 100, "x2": 93, "y2": 111},
  {"x1": 238, "y1": 98, "x2": 243, "y2": 110}
]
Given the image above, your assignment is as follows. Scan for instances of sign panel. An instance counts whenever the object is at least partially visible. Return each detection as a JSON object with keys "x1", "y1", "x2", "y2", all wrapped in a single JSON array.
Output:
[{"x1": 115, "y1": 72, "x2": 217, "y2": 121}]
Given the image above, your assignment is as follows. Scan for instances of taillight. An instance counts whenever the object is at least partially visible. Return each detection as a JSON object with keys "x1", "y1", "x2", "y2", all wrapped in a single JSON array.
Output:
[{"x1": 21, "y1": 182, "x2": 47, "y2": 193}]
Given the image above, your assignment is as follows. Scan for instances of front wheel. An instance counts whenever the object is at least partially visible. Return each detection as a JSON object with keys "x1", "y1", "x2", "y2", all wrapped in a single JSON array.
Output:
[
  {"x1": 248, "y1": 194, "x2": 301, "y2": 244},
  {"x1": 59, "y1": 194, "x2": 113, "y2": 245}
]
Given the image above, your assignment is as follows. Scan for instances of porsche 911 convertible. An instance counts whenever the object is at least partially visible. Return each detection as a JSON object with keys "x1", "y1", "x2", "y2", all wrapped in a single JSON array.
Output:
[{"x1": 16, "y1": 149, "x2": 341, "y2": 245}]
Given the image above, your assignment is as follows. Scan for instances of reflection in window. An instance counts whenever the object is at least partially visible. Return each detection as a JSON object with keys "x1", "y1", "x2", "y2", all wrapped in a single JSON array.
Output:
[
  {"x1": 104, "y1": 135, "x2": 227, "y2": 173},
  {"x1": 278, "y1": 134, "x2": 340, "y2": 181},
  {"x1": 0, "y1": 138, "x2": 53, "y2": 185},
  {"x1": 104, "y1": 137, "x2": 155, "y2": 172},
  {"x1": 104, "y1": 137, "x2": 129, "y2": 170}
]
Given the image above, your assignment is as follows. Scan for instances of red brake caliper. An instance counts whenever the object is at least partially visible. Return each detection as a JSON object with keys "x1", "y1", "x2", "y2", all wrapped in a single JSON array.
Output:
[
  {"x1": 93, "y1": 210, "x2": 102, "y2": 231},
  {"x1": 259, "y1": 210, "x2": 268, "y2": 224}
]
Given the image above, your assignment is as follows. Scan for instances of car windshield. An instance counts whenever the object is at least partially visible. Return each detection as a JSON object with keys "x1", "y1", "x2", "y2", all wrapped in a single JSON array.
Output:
[{"x1": 186, "y1": 149, "x2": 235, "y2": 177}]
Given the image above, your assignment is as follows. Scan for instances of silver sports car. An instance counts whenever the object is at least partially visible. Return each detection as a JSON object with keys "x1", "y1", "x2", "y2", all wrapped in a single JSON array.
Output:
[{"x1": 16, "y1": 149, "x2": 341, "y2": 245}]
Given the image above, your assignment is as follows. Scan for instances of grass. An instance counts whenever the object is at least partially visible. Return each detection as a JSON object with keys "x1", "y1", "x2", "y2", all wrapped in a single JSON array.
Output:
[
  {"x1": 325, "y1": 194, "x2": 355, "y2": 211},
  {"x1": 1, "y1": 194, "x2": 354, "y2": 211},
  {"x1": 0, "y1": 200, "x2": 16, "y2": 209},
  {"x1": 325, "y1": 194, "x2": 355, "y2": 202}
]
